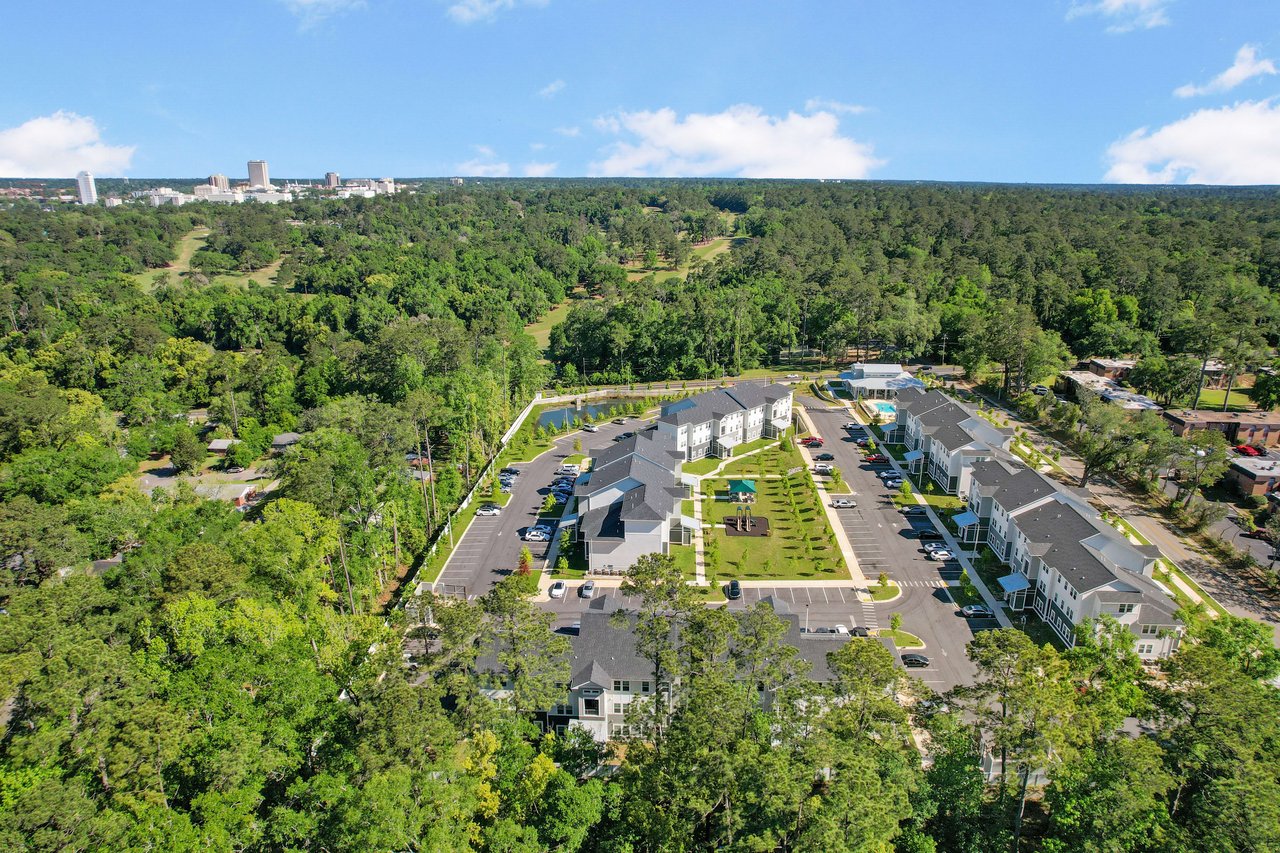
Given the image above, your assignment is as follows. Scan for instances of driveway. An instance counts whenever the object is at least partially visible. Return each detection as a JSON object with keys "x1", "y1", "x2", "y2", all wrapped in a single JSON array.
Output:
[{"x1": 433, "y1": 417, "x2": 641, "y2": 597}]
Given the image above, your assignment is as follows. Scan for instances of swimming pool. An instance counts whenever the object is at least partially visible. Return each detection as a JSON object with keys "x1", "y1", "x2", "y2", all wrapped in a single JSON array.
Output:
[{"x1": 869, "y1": 401, "x2": 897, "y2": 417}]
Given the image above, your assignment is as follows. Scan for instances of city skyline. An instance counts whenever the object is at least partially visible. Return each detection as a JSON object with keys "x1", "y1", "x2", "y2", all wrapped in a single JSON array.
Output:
[{"x1": 1, "y1": 1, "x2": 1278, "y2": 184}]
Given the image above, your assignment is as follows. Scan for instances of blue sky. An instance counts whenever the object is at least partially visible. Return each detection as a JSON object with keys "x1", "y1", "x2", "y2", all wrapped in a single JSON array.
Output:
[{"x1": 2, "y1": 0, "x2": 1278, "y2": 183}]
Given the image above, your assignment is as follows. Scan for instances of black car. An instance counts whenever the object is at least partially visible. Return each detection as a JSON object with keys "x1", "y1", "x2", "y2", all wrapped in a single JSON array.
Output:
[
  {"x1": 850, "y1": 626, "x2": 871, "y2": 638},
  {"x1": 500, "y1": 467, "x2": 521, "y2": 477},
  {"x1": 901, "y1": 653, "x2": 931, "y2": 668},
  {"x1": 916, "y1": 528, "x2": 944, "y2": 541},
  {"x1": 815, "y1": 452, "x2": 835, "y2": 461},
  {"x1": 727, "y1": 579, "x2": 742, "y2": 600}
]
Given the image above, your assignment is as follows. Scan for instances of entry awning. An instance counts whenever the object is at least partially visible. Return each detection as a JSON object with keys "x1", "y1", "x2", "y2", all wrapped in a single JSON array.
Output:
[
  {"x1": 998, "y1": 573, "x2": 1031, "y2": 593},
  {"x1": 952, "y1": 510, "x2": 980, "y2": 528},
  {"x1": 903, "y1": 450, "x2": 924, "y2": 462}
]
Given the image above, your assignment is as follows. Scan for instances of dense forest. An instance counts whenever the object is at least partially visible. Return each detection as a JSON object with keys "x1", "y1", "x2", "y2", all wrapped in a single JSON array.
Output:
[{"x1": 1, "y1": 182, "x2": 1278, "y2": 850}]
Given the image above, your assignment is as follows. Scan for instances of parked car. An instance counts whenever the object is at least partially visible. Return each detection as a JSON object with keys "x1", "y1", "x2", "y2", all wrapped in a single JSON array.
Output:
[
  {"x1": 833, "y1": 625, "x2": 849, "y2": 634},
  {"x1": 850, "y1": 626, "x2": 871, "y2": 637},
  {"x1": 814, "y1": 463, "x2": 834, "y2": 474},
  {"x1": 878, "y1": 469, "x2": 898, "y2": 479},
  {"x1": 532, "y1": 521, "x2": 557, "y2": 534},
  {"x1": 582, "y1": 423, "x2": 599, "y2": 432},
  {"x1": 855, "y1": 438, "x2": 870, "y2": 446},
  {"x1": 801, "y1": 436, "x2": 823, "y2": 446},
  {"x1": 1235, "y1": 444, "x2": 1263, "y2": 457},
  {"x1": 727, "y1": 579, "x2": 742, "y2": 600},
  {"x1": 500, "y1": 467, "x2": 521, "y2": 477},
  {"x1": 616, "y1": 431, "x2": 635, "y2": 441},
  {"x1": 226, "y1": 466, "x2": 245, "y2": 474},
  {"x1": 523, "y1": 529, "x2": 550, "y2": 542},
  {"x1": 923, "y1": 541, "x2": 949, "y2": 553},
  {"x1": 901, "y1": 506, "x2": 926, "y2": 516},
  {"x1": 1031, "y1": 384, "x2": 1051, "y2": 396},
  {"x1": 612, "y1": 418, "x2": 627, "y2": 424},
  {"x1": 901, "y1": 653, "x2": 931, "y2": 668},
  {"x1": 884, "y1": 479, "x2": 903, "y2": 489},
  {"x1": 552, "y1": 493, "x2": 569, "y2": 505},
  {"x1": 830, "y1": 497, "x2": 857, "y2": 508},
  {"x1": 962, "y1": 604, "x2": 993, "y2": 618},
  {"x1": 500, "y1": 483, "x2": 513, "y2": 494},
  {"x1": 842, "y1": 422, "x2": 860, "y2": 430},
  {"x1": 917, "y1": 528, "x2": 944, "y2": 540},
  {"x1": 927, "y1": 549, "x2": 954, "y2": 561},
  {"x1": 865, "y1": 454, "x2": 888, "y2": 463},
  {"x1": 476, "y1": 504, "x2": 501, "y2": 517},
  {"x1": 579, "y1": 580, "x2": 596, "y2": 599},
  {"x1": 786, "y1": 373, "x2": 801, "y2": 379},
  {"x1": 549, "y1": 581, "x2": 567, "y2": 599},
  {"x1": 815, "y1": 452, "x2": 835, "y2": 461}
]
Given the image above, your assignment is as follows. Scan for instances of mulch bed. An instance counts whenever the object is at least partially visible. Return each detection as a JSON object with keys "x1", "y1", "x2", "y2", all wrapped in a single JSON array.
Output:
[{"x1": 723, "y1": 516, "x2": 771, "y2": 537}]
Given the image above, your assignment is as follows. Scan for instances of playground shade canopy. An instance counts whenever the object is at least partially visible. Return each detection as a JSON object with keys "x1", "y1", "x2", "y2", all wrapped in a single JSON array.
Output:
[{"x1": 726, "y1": 479, "x2": 757, "y2": 495}]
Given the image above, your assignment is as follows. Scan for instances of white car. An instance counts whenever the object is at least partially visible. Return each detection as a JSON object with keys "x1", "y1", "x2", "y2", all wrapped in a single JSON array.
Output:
[
  {"x1": 830, "y1": 497, "x2": 857, "y2": 508},
  {"x1": 582, "y1": 423, "x2": 599, "y2": 432},
  {"x1": 523, "y1": 529, "x2": 550, "y2": 542},
  {"x1": 549, "y1": 581, "x2": 567, "y2": 599},
  {"x1": 927, "y1": 549, "x2": 954, "y2": 561},
  {"x1": 814, "y1": 463, "x2": 834, "y2": 474},
  {"x1": 475, "y1": 504, "x2": 501, "y2": 517}
]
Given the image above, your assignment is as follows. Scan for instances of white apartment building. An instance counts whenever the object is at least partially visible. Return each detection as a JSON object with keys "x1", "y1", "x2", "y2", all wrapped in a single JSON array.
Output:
[
  {"x1": 891, "y1": 387, "x2": 1013, "y2": 495},
  {"x1": 960, "y1": 457, "x2": 1182, "y2": 659},
  {"x1": 655, "y1": 382, "x2": 793, "y2": 461}
]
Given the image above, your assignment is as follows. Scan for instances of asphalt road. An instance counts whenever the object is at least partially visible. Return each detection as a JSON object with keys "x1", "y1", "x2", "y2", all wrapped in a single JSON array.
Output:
[
  {"x1": 434, "y1": 415, "x2": 642, "y2": 596},
  {"x1": 800, "y1": 395, "x2": 987, "y2": 690}
]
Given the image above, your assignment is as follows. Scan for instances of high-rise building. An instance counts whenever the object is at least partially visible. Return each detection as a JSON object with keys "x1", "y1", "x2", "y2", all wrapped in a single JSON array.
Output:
[
  {"x1": 247, "y1": 160, "x2": 270, "y2": 189},
  {"x1": 76, "y1": 171, "x2": 98, "y2": 205},
  {"x1": 208, "y1": 173, "x2": 230, "y2": 191},
  {"x1": 325, "y1": 171, "x2": 340, "y2": 188}
]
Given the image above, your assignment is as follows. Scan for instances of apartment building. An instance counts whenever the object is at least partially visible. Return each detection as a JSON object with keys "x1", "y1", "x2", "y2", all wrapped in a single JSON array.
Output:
[
  {"x1": 655, "y1": 382, "x2": 793, "y2": 461},
  {"x1": 572, "y1": 427, "x2": 691, "y2": 575},
  {"x1": 1163, "y1": 408, "x2": 1280, "y2": 449},
  {"x1": 960, "y1": 458, "x2": 1182, "y2": 659},
  {"x1": 891, "y1": 388, "x2": 1014, "y2": 495},
  {"x1": 480, "y1": 595, "x2": 874, "y2": 742}
]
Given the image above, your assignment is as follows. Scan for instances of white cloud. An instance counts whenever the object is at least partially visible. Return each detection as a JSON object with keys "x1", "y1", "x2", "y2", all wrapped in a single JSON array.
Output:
[
  {"x1": 523, "y1": 161, "x2": 558, "y2": 177},
  {"x1": 554, "y1": 125, "x2": 581, "y2": 137},
  {"x1": 1104, "y1": 100, "x2": 1280, "y2": 184},
  {"x1": 1174, "y1": 45, "x2": 1277, "y2": 98},
  {"x1": 446, "y1": 0, "x2": 548, "y2": 24},
  {"x1": 804, "y1": 97, "x2": 868, "y2": 115},
  {"x1": 456, "y1": 146, "x2": 509, "y2": 176},
  {"x1": 1066, "y1": 0, "x2": 1170, "y2": 33},
  {"x1": 281, "y1": 0, "x2": 364, "y2": 26},
  {"x1": 589, "y1": 104, "x2": 884, "y2": 179},
  {"x1": 538, "y1": 79, "x2": 565, "y2": 98},
  {"x1": 0, "y1": 111, "x2": 135, "y2": 178}
]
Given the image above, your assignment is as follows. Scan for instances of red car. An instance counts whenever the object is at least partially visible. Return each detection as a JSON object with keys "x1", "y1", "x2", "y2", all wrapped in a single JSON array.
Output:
[
  {"x1": 802, "y1": 438, "x2": 824, "y2": 447},
  {"x1": 865, "y1": 454, "x2": 888, "y2": 463},
  {"x1": 1236, "y1": 444, "x2": 1263, "y2": 457}
]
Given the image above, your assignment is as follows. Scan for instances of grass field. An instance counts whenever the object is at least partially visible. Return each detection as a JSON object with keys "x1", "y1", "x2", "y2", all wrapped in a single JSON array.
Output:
[
  {"x1": 699, "y1": 470, "x2": 846, "y2": 583},
  {"x1": 1190, "y1": 389, "x2": 1255, "y2": 411},
  {"x1": 133, "y1": 227, "x2": 288, "y2": 292},
  {"x1": 524, "y1": 290, "x2": 589, "y2": 351}
]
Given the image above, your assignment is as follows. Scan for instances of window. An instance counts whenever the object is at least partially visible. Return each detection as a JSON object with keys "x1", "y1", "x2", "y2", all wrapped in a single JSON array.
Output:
[
  {"x1": 1141, "y1": 624, "x2": 1159, "y2": 635},
  {"x1": 1117, "y1": 603, "x2": 1135, "y2": 614},
  {"x1": 641, "y1": 681, "x2": 651, "y2": 693},
  {"x1": 612, "y1": 702, "x2": 624, "y2": 715},
  {"x1": 1137, "y1": 643, "x2": 1155, "y2": 655},
  {"x1": 612, "y1": 680, "x2": 630, "y2": 693},
  {"x1": 583, "y1": 698, "x2": 599, "y2": 716}
]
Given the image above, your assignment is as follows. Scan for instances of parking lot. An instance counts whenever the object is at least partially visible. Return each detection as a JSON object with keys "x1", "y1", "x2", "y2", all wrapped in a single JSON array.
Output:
[{"x1": 433, "y1": 416, "x2": 641, "y2": 597}]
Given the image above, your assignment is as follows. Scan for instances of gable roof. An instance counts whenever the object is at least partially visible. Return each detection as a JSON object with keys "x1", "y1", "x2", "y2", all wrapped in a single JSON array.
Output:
[{"x1": 970, "y1": 458, "x2": 1059, "y2": 510}]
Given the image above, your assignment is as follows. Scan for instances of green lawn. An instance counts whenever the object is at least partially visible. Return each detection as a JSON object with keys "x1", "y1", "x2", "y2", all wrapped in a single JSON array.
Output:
[
  {"x1": 1192, "y1": 388, "x2": 1255, "y2": 412},
  {"x1": 869, "y1": 582, "x2": 899, "y2": 601},
  {"x1": 881, "y1": 629, "x2": 925, "y2": 648},
  {"x1": 670, "y1": 543, "x2": 696, "y2": 576},
  {"x1": 683, "y1": 456, "x2": 725, "y2": 476},
  {"x1": 681, "y1": 499, "x2": 695, "y2": 517},
  {"x1": 718, "y1": 440, "x2": 804, "y2": 478},
  {"x1": 946, "y1": 581, "x2": 983, "y2": 608},
  {"x1": 699, "y1": 473, "x2": 846, "y2": 582},
  {"x1": 523, "y1": 293, "x2": 583, "y2": 351},
  {"x1": 731, "y1": 436, "x2": 779, "y2": 458}
]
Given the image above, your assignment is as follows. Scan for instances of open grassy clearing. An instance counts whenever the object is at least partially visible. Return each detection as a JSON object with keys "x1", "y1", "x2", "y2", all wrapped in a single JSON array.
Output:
[
  {"x1": 699, "y1": 471, "x2": 846, "y2": 583},
  {"x1": 1189, "y1": 388, "x2": 1255, "y2": 411}
]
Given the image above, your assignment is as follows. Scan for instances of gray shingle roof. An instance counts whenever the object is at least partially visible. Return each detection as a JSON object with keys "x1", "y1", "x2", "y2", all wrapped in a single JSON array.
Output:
[
  {"x1": 658, "y1": 382, "x2": 791, "y2": 427},
  {"x1": 970, "y1": 459, "x2": 1059, "y2": 510}
]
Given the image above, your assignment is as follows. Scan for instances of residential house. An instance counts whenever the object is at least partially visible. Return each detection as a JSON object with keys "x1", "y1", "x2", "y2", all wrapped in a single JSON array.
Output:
[
  {"x1": 891, "y1": 388, "x2": 1014, "y2": 496},
  {"x1": 206, "y1": 438, "x2": 241, "y2": 456},
  {"x1": 655, "y1": 382, "x2": 793, "y2": 462},
  {"x1": 959, "y1": 460, "x2": 1182, "y2": 659},
  {"x1": 835, "y1": 362, "x2": 925, "y2": 400},
  {"x1": 1162, "y1": 409, "x2": 1280, "y2": 449},
  {"x1": 271, "y1": 432, "x2": 302, "y2": 453},
  {"x1": 1086, "y1": 358, "x2": 1137, "y2": 381}
]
